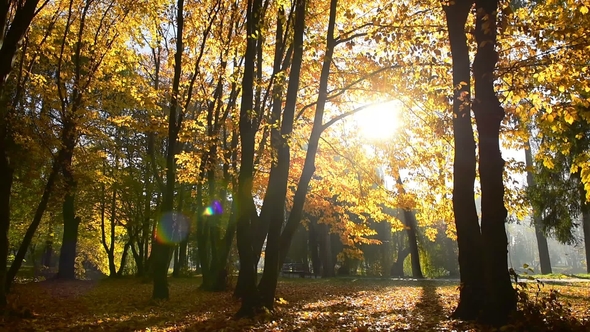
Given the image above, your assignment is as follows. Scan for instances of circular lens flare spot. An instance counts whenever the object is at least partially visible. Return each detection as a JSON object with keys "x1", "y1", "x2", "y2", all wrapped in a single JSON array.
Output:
[{"x1": 156, "y1": 211, "x2": 190, "y2": 244}]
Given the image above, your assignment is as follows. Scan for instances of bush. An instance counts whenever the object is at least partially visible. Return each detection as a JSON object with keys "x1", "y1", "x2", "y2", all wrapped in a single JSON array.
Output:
[{"x1": 508, "y1": 268, "x2": 590, "y2": 331}]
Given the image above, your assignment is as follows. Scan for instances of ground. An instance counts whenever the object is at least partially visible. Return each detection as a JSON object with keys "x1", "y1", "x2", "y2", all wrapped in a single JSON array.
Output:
[{"x1": 1, "y1": 276, "x2": 589, "y2": 331}]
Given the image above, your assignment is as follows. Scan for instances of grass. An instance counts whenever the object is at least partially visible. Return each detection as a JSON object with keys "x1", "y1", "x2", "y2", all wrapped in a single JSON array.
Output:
[{"x1": 2, "y1": 276, "x2": 589, "y2": 331}]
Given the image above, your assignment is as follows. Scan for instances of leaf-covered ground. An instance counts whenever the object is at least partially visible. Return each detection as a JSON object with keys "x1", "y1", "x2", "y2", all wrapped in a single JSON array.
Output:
[{"x1": 2, "y1": 277, "x2": 589, "y2": 331}]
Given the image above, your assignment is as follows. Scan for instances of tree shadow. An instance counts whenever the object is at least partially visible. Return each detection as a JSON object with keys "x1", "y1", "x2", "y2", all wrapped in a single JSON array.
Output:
[{"x1": 409, "y1": 280, "x2": 446, "y2": 330}]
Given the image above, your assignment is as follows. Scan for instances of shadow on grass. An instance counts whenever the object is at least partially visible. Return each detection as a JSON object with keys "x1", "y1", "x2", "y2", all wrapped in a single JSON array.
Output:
[{"x1": 186, "y1": 278, "x2": 461, "y2": 331}]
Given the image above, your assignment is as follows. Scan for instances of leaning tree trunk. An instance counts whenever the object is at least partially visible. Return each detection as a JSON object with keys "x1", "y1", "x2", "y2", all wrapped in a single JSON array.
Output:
[
  {"x1": 443, "y1": 0, "x2": 485, "y2": 320},
  {"x1": 0, "y1": 0, "x2": 44, "y2": 305},
  {"x1": 278, "y1": 0, "x2": 338, "y2": 269},
  {"x1": 6, "y1": 157, "x2": 60, "y2": 291},
  {"x1": 258, "y1": 0, "x2": 306, "y2": 310},
  {"x1": 524, "y1": 140, "x2": 551, "y2": 274},
  {"x1": 473, "y1": 0, "x2": 516, "y2": 325}
]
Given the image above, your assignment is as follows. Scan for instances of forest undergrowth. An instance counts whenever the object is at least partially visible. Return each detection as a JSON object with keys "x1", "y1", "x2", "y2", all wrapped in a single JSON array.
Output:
[{"x1": 1, "y1": 277, "x2": 589, "y2": 331}]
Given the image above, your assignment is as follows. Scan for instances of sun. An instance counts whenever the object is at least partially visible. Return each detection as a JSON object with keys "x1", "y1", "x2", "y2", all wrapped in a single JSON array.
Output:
[{"x1": 353, "y1": 100, "x2": 403, "y2": 141}]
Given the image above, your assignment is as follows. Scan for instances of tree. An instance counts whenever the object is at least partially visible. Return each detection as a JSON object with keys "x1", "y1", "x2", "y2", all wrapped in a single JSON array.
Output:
[
  {"x1": 152, "y1": 0, "x2": 186, "y2": 300},
  {"x1": 442, "y1": 0, "x2": 484, "y2": 320},
  {"x1": 472, "y1": 0, "x2": 516, "y2": 323},
  {"x1": 0, "y1": 0, "x2": 44, "y2": 307},
  {"x1": 234, "y1": 0, "x2": 264, "y2": 316},
  {"x1": 524, "y1": 139, "x2": 552, "y2": 275}
]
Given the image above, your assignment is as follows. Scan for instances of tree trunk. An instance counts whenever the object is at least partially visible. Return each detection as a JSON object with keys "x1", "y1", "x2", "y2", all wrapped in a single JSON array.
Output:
[
  {"x1": 234, "y1": 0, "x2": 264, "y2": 317},
  {"x1": 117, "y1": 241, "x2": 131, "y2": 277},
  {"x1": 209, "y1": 201, "x2": 237, "y2": 291},
  {"x1": 258, "y1": 0, "x2": 306, "y2": 310},
  {"x1": 101, "y1": 167, "x2": 118, "y2": 278},
  {"x1": 443, "y1": 0, "x2": 485, "y2": 321},
  {"x1": 309, "y1": 216, "x2": 321, "y2": 276},
  {"x1": 6, "y1": 159, "x2": 59, "y2": 291},
  {"x1": 396, "y1": 177, "x2": 423, "y2": 279},
  {"x1": 0, "y1": 144, "x2": 13, "y2": 307},
  {"x1": 391, "y1": 247, "x2": 410, "y2": 277},
  {"x1": 57, "y1": 137, "x2": 80, "y2": 280},
  {"x1": 402, "y1": 209, "x2": 423, "y2": 279},
  {"x1": 319, "y1": 223, "x2": 335, "y2": 278},
  {"x1": 582, "y1": 210, "x2": 590, "y2": 274},
  {"x1": 0, "y1": 0, "x2": 41, "y2": 90},
  {"x1": 278, "y1": 0, "x2": 338, "y2": 268},
  {"x1": 473, "y1": 0, "x2": 516, "y2": 324},
  {"x1": 0, "y1": 0, "x2": 43, "y2": 307},
  {"x1": 41, "y1": 239, "x2": 53, "y2": 268},
  {"x1": 524, "y1": 141, "x2": 551, "y2": 274},
  {"x1": 152, "y1": 0, "x2": 185, "y2": 300}
]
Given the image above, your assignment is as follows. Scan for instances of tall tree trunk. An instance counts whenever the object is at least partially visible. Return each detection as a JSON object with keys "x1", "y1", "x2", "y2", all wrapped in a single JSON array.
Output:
[
  {"x1": 473, "y1": 0, "x2": 516, "y2": 324},
  {"x1": 443, "y1": 0, "x2": 484, "y2": 321},
  {"x1": 101, "y1": 160, "x2": 118, "y2": 278},
  {"x1": 0, "y1": 0, "x2": 43, "y2": 306},
  {"x1": 278, "y1": 0, "x2": 338, "y2": 268},
  {"x1": 234, "y1": 0, "x2": 264, "y2": 317},
  {"x1": 258, "y1": 0, "x2": 306, "y2": 310},
  {"x1": 524, "y1": 141, "x2": 551, "y2": 274},
  {"x1": 152, "y1": 0, "x2": 185, "y2": 300}
]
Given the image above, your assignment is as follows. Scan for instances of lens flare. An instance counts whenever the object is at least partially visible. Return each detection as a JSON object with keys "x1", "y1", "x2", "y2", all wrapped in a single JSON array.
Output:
[
  {"x1": 203, "y1": 200, "x2": 223, "y2": 216},
  {"x1": 155, "y1": 211, "x2": 190, "y2": 244}
]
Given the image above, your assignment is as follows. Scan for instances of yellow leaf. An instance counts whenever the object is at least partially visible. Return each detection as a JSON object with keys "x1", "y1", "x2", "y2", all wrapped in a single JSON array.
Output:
[
  {"x1": 581, "y1": 5, "x2": 589, "y2": 14},
  {"x1": 546, "y1": 114, "x2": 554, "y2": 122},
  {"x1": 559, "y1": 85, "x2": 565, "y2": 93},
  {"x1": 564, "y1": 112, "x2": 574, "y2": 124}
]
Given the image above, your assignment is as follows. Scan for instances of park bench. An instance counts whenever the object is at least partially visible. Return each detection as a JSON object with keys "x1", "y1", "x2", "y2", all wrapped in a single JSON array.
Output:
[{"x1": 280, "y1": 262, "x2": 311, "y2": 278}]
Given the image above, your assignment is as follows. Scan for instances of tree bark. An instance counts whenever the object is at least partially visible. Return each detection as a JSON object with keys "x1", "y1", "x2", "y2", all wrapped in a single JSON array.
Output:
[
  {"x1": 57, "y1": 121, "x2": 80, "y2": 280},
  {"x1": 524, "y1": 141, "x2": 551, "y2": 274},
  {"x1": 234, "y1": 0, "x2": 264, "y2": 317},
  {"x1": 0, "y1": 0, "x2": 43, "y2": 307},
  {"x1": 308, "y1": 216, "x2": 321, "y2": 277},
  {"x1": 6, "y1": 158, "x2": 60, "y2": 291},
  {"x1": 258, "y1": 0, "x2": 306, "y2": 310},
  {"x1": 319, "y1": 223, "x2": 335, "y2": 278},
  {"x1": 0, "y1": 0, "x2": 41, "y2": 90},
  {"x1": 278, "y1": 0, "x2": 338, "y2": 268},
  {"x1": 152, "y1": 0, "x2": 185, "y2": 300},
  {"x1": 473, "y1": 0, "x2": 516, "y2": 324},
  {"x1": 391, "y1": 247, "x2": 410, "y2": 277},
  {"x1": 443, "y1": 0, "x2": 485, "y2": 320},
  {"x1": 0, "y1": 140, "x2": 13, "y2": 307},
  {"x1": 396, "y1": 177, "x2": 423, "y2": 279},
  {"x1": 582, "y1": 210, "x2": 590, "y2": 274},
  {"x1": 117, "y1": 241, "x2": 131, "y2": 277}
]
